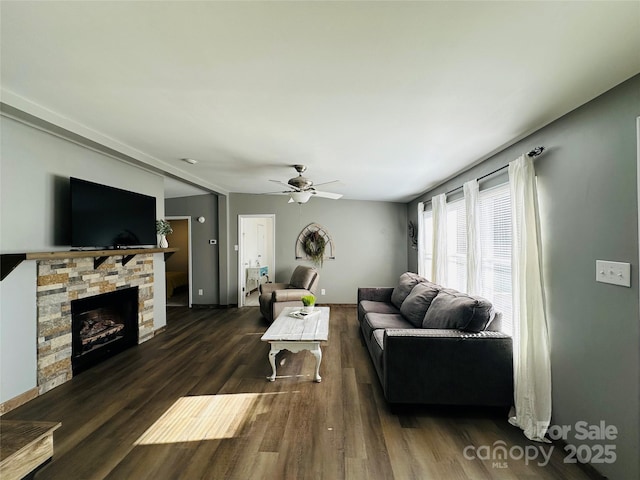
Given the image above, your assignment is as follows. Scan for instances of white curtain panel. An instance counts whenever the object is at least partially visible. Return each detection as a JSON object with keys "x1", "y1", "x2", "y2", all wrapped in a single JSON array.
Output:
[
  {"x1": 417, "y1": 202, "x2": 426, "y2": 277},
  {"x1": 508, "y1": 154, "x2": 552, "y2": 442},
  {"x1": 464, "y1": 180, "x2": 482, "y2": 295},
  {"x1": 431, "y1": 193, "x2": 448, "y2": 285}
]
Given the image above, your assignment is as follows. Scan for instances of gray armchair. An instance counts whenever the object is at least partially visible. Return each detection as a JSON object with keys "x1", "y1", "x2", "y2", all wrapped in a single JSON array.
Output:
[{"x1": 259, "y1": 266, "x2": 319, "y2": 323}]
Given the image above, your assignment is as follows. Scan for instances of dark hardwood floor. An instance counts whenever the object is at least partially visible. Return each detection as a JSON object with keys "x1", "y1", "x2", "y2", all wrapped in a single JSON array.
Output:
[{"x1": 4, "y1": 306, "x2": 599, "y2": 479}]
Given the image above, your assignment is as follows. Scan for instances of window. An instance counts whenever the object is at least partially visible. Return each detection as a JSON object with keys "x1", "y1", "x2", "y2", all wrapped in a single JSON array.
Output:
[
  {"x1": 479, "y1": 183, "x2": 512, "y2": 335},
  {"x1": 421, "y1": 182, "x2": 513, "y2": 335},
  {"x1": 445, "y1": 197, "x2": 466, "y2": 292},
  {"x1": 422, "y1": 209, "x2": 433, "y2": 279}
]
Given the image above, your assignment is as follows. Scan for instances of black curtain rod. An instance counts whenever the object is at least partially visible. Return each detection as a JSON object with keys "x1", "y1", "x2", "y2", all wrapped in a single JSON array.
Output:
[{"x1": 440, "y1": 146, "x2": 545, "y2": 197}]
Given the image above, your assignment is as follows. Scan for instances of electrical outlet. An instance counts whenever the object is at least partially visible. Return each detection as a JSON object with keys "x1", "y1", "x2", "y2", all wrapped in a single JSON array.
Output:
[
  {"x1": 321, "y1": 289, "x2": 326, "y2": 295},
  {"x1": 596, "y1": 260, "x2": 631, "y2": 287},
  {"x1": 198, "y1": 289, "x2": 204, "y2": 296}
]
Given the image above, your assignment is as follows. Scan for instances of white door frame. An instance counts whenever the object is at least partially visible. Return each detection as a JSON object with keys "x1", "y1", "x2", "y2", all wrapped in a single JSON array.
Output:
[
  {"x1": 166, "y1": 216, "x2": 193, "y2": 308},
  {"x1": 636, "y1": 117, "x2": 639, "y2": 329},
  {"x1": 238, "y1": 214, "x2": 276, "y2": 307}
]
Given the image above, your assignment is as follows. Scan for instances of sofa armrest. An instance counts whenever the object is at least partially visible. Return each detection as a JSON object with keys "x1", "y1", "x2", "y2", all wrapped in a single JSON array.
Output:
[
  {"x1": 357, "y1": 287, "x2": 394, "y2": 304},
  {"x1": 273, "y1": 288, "x2": 312, "y2": 302},
  {"x1": 382, "y1": 329, "x2": 513, "y2": 406},
  {"x1": 260, "y1": 282, "x2": 289, "y2": 295}
]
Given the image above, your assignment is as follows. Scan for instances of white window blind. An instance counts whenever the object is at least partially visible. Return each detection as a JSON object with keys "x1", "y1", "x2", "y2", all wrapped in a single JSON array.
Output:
[
  {"x1": 422, "y1": 209, "x2": 433, "y2": 281},
  {"x1": 479, "y1": 183, "x2": 513, "y2": 335},
  {"x1": 446, "y1": 197, "x2": 467, "y2": 292}
]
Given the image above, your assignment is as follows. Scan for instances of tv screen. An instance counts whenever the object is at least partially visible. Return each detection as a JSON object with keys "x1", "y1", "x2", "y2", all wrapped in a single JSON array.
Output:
[{"x1": 70, "y1": 177, "x2": 157, "y2": 249}]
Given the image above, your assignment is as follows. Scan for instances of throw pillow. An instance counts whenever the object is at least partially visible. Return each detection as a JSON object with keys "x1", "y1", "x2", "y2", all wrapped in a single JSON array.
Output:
[
  {"x1": 422, "y1": 288, "x2": 495, "y2": 332},
  {"x1": 390, "y1": 272, "x2": 427, "y2": 309},
  {"x1": 400, "y1": 281, "x2": 441, "y2": 327}
]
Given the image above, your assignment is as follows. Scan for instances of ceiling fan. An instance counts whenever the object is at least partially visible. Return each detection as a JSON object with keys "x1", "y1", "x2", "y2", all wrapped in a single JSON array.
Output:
[{"x1": 268, "y1": 165, "x2": 343, "y2": 204}]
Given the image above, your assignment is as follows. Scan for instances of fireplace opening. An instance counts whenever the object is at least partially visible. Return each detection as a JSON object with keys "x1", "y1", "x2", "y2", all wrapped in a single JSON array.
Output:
[{"x1": 71, "y1": 287, "x2": 139, "y2": 374}]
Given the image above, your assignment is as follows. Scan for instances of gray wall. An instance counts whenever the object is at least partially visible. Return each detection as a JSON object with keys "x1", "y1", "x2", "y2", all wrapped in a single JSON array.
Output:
[
  {"x1": 0, "y1": 114, "x2": 168, "y2": 403},
  {"x1": 407, "y1": 74, "x2": 640, "y2": 480},
  {"x1": 165, "y1": 194, "x2": 220, "y2": 305},
  {"x1": 228, "y1": 194, "x2": 408, "y2": 305},
  {"x1": 0, "y1": 261, "x2": 37, "y2": 403}
]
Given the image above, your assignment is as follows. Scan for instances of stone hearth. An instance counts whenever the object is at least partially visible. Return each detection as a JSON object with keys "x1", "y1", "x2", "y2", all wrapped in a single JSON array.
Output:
[{"x1": 36, "y1": 255, "x2": 154, "y2": 394}]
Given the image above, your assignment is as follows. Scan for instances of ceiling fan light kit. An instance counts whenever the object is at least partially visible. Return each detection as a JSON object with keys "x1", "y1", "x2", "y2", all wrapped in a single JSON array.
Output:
[{"x1": 289, "y1": 191, "x2": 312, "y2": 204}]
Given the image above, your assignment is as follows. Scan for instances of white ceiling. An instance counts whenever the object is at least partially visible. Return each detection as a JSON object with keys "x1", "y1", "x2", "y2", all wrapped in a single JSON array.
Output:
[{"x1": 1, "y1": 1, "x2": 639, "y2": 202}]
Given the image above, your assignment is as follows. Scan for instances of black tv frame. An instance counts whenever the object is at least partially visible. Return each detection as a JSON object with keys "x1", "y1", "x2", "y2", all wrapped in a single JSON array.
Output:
[{"x1": 70, "y1": 177, "x2": 157, "y2": 250}]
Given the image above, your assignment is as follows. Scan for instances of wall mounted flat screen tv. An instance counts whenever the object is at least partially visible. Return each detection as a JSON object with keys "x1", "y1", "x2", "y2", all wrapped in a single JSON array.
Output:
[{"x1": 70, "y1": 177, "x2": 157, "y2": 249}]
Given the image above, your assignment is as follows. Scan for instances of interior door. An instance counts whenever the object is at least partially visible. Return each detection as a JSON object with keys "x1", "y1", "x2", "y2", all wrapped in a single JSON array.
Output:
[
  {"x1": 165, "y1": 216, "x2": 192, "y2": 308},
  {"x1": 238, "y1": 215, "x2": 275, "y2": 307},
  {"x1": 257, "y1": 223, "x2": 265, "y2": 266}
]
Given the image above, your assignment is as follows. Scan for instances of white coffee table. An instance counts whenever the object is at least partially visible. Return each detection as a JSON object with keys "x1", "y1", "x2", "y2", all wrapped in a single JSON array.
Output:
[{"x1": 260, "y1": 306, "x2": 330, "y2": 383}]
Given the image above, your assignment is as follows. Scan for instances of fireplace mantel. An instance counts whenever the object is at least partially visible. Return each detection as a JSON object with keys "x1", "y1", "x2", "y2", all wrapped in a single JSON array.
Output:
[{"x1": 1, "y1": 248, "x2": 178, "y2": 281}]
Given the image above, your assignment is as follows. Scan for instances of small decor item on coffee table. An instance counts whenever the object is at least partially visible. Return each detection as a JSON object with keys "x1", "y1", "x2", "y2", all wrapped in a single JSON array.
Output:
[{"x1": 301, "y1": 294, "x2": 316, "y2": 313}]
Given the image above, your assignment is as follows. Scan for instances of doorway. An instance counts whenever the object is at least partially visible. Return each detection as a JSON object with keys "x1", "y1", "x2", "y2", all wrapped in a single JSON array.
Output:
[
  {"x1": 165, "y1": 216, "x2": 193, "y2": 307},
  {"x1": 238, "y1": 215, "x2": 275, "y2": 307}
]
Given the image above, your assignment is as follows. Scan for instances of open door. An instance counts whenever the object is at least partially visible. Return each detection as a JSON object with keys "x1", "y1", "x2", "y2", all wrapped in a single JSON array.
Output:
[
  {"x1": 165, "y1": 216, "x2": 192, "y2": 307},
  {"x1": 238, "y1": 215, "x2": 275, "y2": 307}
]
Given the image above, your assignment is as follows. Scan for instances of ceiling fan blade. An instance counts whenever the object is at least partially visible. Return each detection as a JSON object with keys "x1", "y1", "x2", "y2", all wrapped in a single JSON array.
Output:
[
  {"x1": 269, "y1": 179, "x2": 298, "y2": 191},
  {"x1": 312, "y1": 190, "x2": 343, "y2": 200},
  {"x1": 312, "y1": 180, "x2": 339, "y2": 187}
]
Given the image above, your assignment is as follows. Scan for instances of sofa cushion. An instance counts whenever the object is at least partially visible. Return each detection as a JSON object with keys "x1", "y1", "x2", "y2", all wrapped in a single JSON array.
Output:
[
  {"x1": 358, "y1": 300, "x2": 400, "y2": 322},
  {"x1": 390, "y1": 272, "x2": 427, "y2": 309},
  {"x1": 370, "y1": 329, "x2": 386, "y2": 377},
  {"x1": 422, "y1": 288, "x2": 495, "y2": 332},
  {"x1": 399, "y1": 281, "x2": 441, "y2": 327},
  {"x1": 362, "y1": 313, "x2": 413, "y2": 341},
  {"x1": 372, "y1": 329, "x2": 385, "y2": 350}
]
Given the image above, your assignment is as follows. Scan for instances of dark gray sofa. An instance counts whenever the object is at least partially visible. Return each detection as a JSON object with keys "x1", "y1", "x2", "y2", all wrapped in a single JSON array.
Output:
[{"x1": 358, "y1": 273, "x2": 514, "y2": 406}]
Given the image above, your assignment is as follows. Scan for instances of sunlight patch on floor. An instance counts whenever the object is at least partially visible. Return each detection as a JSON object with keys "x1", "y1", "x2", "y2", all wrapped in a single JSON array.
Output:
[{"x1": 134, "y1": 393, "x2": 281, "y2": 444}]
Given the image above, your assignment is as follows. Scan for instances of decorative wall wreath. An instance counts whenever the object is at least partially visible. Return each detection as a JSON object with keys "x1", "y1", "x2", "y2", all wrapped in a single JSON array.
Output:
[
  {"x1": 295, "y1": 223, "x2": 335, "y2": 267},
  {"x1": 303, "y1": 230, "x2": 326, "y2": 267}
]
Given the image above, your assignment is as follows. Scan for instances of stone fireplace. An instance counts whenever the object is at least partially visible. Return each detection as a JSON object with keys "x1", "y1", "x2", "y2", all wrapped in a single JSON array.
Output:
[{"x1": 36, "y1": 255, "x2": 154, "y2": 394}]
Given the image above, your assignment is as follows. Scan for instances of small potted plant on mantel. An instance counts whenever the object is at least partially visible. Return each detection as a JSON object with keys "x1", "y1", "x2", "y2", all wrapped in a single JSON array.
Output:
[
  {"x1": 301, "y1": 294, "x2": 316, "y2": 313},
  {"x1": 156, "y1": 219, "x2": 173, "y2": 248}
]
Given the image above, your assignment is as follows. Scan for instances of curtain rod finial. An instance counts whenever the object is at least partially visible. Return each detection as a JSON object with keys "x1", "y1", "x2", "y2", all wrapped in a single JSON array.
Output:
[{"x1": 527, "y1": 146, "x2": 545, "y2": 157}]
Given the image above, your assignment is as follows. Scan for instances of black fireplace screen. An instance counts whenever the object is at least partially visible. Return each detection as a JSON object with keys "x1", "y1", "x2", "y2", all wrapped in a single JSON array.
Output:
[{"x1": 71, "y1": 287, "x2": 139, "y2": 374}]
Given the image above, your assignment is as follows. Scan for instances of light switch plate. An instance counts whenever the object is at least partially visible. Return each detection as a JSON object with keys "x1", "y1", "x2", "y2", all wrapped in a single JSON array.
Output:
[{"x1": 596, "y1": 260, "x2": 631, "y2": 287}]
